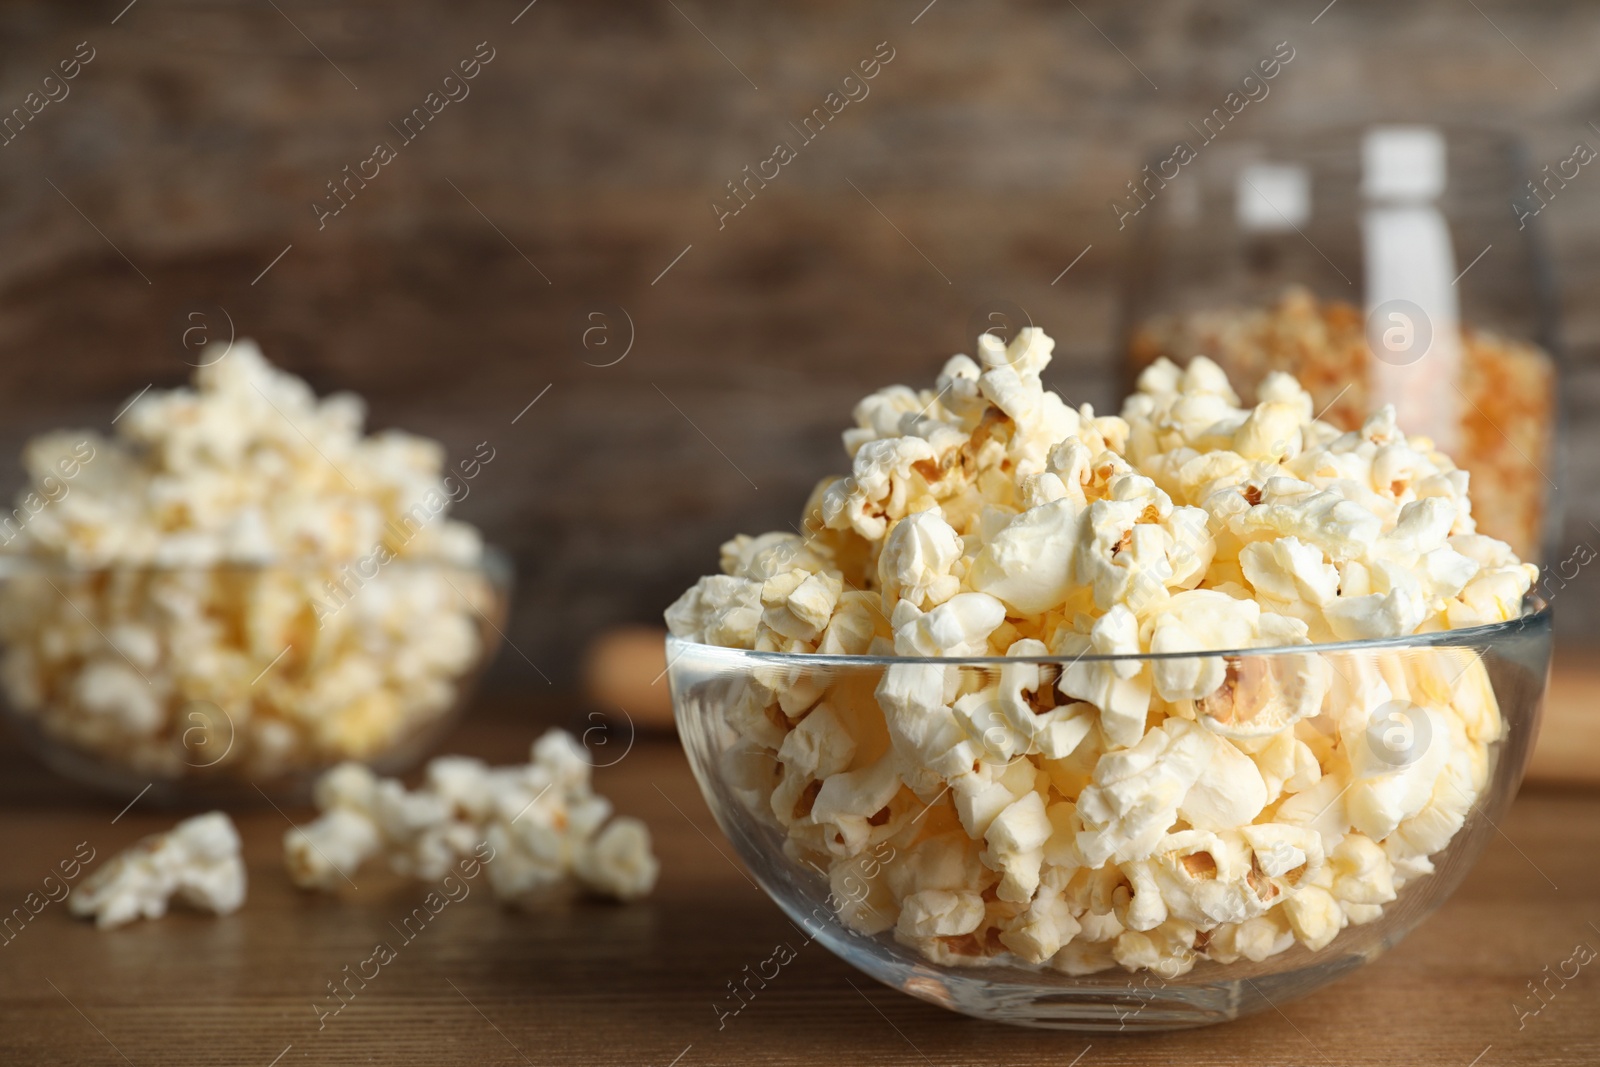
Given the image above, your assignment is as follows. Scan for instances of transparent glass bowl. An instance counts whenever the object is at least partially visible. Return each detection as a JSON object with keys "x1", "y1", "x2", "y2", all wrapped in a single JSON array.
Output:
[
  {"x1": 668, "y1": 601, "x2": 1551, "y2": 1030},
  {"x1": 0, "y1": 547, "x2": 512, "y2": 802}
]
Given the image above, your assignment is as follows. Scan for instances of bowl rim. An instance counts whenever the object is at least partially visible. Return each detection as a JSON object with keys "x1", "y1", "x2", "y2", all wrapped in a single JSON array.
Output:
[{"x1": 666, "y1": 594, "x2": 1551, "y2": 668}]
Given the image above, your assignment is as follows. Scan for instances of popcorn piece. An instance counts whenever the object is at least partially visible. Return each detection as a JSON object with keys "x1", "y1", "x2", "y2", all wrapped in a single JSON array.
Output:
[
  {"x1": 983, "y1": 791, "x2": 1052, "y2": 902},
  {"x1": 879, "y1": 510, "x2": 963, "y2": 612},
  {"x1": 575, "y1": 818, "x2": 659, "y2": 902},
  {"x1": 1329, "y1": 834, "x2": 1396, "y2": 907},
  {"x1": 999, "y1": 873, "x2": 1082, "y2": 963},
  {"x1": 71, "y1": 812, "x2": 245, "y2": 929},
  {"x1": 897, "y1": 889, "x2": 986, "y2": 939},
  {"x1": 1205, "y1": 911, "x2": 1295, "y2": 964},
  {"x1": 1135, "y1": 830, "x2": 1275, "y2": 929},
  {"x1": 285, "y1": 807, "x2": 382, "y2": 891},
  {"x1": 950, "y1": 756, "x2": 1037, "y2": 840},
  {"x1": 1344, "y1": 703, "x2": 1451, "y2": 841},
  {"x1": 667, "y1": 575, "x2": 765, "y2": 649},
  {"x1": 968, "y1": 500, "x2": 1085, "y2": 615},
  {"x1": 1178, "y1": 734, "x2": 1267, "y2": 832},
  {"x1": 953, "y1": 642, "x2": 1095, "y2": 762},
  {"x1": 1075, "y1": 718, "x2": 1213, "y2": 866},
  {"x1": 1114, "y1": 919, "x2": 1200, "y2": 976},
  {"x1": 669, "y1": 325, "x2": 1537, "y2": 975},
  {"x1": 285, "y1": 729, "x2": 657, "y2": 904},
  {"x1": 892, "y1": 593, "x2": 1007, "y2": 657},
  {"x1": 1191, "y1": 650, "x2": 1329, "y2": 740},
  {"x1": 1057, "y1": 606, "x2": 1151, "y2": 749},
  {"x1": 810, "y1": 751, "x2": 906, "y2": 856},
  {"x1": 772, "y1": 702, "x2": 859, "y2": 823},
  {"x1": 1283, "y1": 885, "x2": 1344, "y2": 951}
]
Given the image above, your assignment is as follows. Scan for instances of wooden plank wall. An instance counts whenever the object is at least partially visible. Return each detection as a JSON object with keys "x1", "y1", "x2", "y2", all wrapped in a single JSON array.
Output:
[{"x1": 1, "y1": 0, "x2": 1596, "y2": 682}]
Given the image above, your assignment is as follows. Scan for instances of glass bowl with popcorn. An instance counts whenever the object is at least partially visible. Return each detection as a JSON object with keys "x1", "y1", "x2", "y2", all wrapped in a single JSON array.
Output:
[
  {"x1": 666, "y1": 327, "x2": 1550, "y2": 1029},
  {"x1": 0, "y1": 344, "x2": 511, "y2": 800}
]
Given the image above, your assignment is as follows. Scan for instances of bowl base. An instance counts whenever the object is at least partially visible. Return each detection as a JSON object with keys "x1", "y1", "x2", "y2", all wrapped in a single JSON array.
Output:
[{"x1": 807, "y1": 916, "x2": 1375, "y2": 1030}]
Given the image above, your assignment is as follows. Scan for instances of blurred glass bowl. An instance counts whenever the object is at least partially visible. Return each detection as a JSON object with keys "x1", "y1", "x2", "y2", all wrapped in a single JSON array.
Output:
[
  {"x1": 0, "y1": 547, "x2": 511, "y2": 801},
  {"x1": 669, "y1": 601, "x2": 1551, "y2": 1030}
]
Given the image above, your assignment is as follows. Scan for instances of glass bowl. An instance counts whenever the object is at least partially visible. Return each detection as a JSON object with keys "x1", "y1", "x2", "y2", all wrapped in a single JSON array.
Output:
[
  {"x1": 668, "y1": 600, "x2": 1551, "y2": 1030},
  {"x1": 0, "y1": 547, "x2": 512, "y2": 802}
]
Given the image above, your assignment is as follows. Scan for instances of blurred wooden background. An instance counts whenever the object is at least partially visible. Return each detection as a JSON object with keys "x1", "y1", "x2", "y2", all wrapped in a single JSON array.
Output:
[{"x1": 2, "y1": 0, "x2": 1598, "y2": 686}]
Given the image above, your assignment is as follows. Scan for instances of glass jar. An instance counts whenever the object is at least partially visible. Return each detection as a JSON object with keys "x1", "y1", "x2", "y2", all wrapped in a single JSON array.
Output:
[{"x1": 1119, "y1": 126, "x2": 1561, "y2": 565}]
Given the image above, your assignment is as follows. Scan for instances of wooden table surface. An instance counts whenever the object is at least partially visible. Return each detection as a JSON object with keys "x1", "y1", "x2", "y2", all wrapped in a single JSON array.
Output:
[{"x1": 2, "y1": 706, "x2": 1598, "y2": 1067}]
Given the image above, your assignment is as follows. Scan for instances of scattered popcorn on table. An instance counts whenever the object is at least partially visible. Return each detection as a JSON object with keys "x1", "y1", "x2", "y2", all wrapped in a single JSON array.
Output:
[
  {"x1": 0, "y1": 342, "x2": 498, "y2": 780},
  {"x1": 667, "y1": 327, "x2": 1538, "y2": 975},
  {"x1": 69, "y1": 811, "x2": 246, "y2": 929},
  {"x1": 285, "y1": 729, "x2": 659, "y2": 903}
]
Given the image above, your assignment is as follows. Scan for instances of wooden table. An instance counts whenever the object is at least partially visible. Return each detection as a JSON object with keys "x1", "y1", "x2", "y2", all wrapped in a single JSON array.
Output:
[{"x1": 2, "y1": 708, "x2": 1597, "y2": 1067}]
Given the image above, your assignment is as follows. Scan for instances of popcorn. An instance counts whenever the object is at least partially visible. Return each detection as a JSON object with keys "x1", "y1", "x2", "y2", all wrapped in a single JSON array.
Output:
[
  {"x1": 999, "y1": 872, "x2": 1082, "y2": 963},
  {"x1": 285, "y1": 729, "x2": 658, "y2": 903},
  {"x1": 892, "y1": 593, "x2": 1007, "y2": 657},
  {"x1": 1075, "y1": 718, "x2": 1212, "y2": 866},
  {"x1": 983, "y1": 791, "x2": 1052, "y2": 902},
  {"x1": 1057, "y1": 606, "x2": 1150, "y2": 749},
  {"x1": 70, "y1": 812, "x2": 245, "y2": 929},
  {"x1": 663, "y1": 575, "x2": 764, "y2": 649},
  {"x1": 812, "y1": 752, "x2": 910, "y2": 856},
  {"x1": 968, "y1": 500, "x2": 1085, "y2": 615},
  {"x1": 284, "y1": 762, "x2": 386, "y2": 889},
  {"x1": 668, "y1": 326, "x2": 1536, "y2": 975},
  {"x1": 897, "y1": 889, "x2": 986, "y2": 939},
  {"x1": 878, "y1": 510, "x2": 963, "y2": 612},
  {"x1": 772, "y1": 703, "x2": 858, "y2": 825},
  {"x1": 575, "y1": 820, "x2": 660, "y2": 902},
  {"x1": 0, "y1": 343, "x2": 497, "y2": 780}
]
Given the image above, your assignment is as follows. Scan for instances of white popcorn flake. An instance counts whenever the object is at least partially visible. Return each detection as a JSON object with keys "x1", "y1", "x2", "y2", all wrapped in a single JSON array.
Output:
[
  {"x1": 811, "y1": 754, "x2": 907, "y2": 857},
  {"x1": 956, "y1": 641, "x2": 1095, "y2": 762},
  {"x1": 897, "y1": 889, "x2": 986, "y2": 939},
  {"x1": 983, "y1": 791, "x2": 1052, "y2": 902},
  {"x1": 968, "y1": 500, "x2": 1084, "y2": 616},
  {"x1": 879, "y1": 509, "x2": 963, "y2": 612},
  {"x1": 1344, "y1": 703, "x2": 1452, "y2": 841},
  {"x1": 285, "y1": 807, "x2": 382, "y2": 891},
  {"x1": 1138, "y1": 830, "x2": 1277, "y2": 929},
  {"x1": 999, "y1": 873, "x2": 1082, "y2": 964},
  {"x1": 1178, "y1": 732, "x2": 1267, "y2": 832},
  {"x1": 772, "y1": 702, "x2": 858, "y2": 823},
  {"x1": 1283, "y1": 885, "x2": 1344, "y2": 952},
  {"x1": 666, "y1": 575, "x2": 764, "y2": 649},
  {"x1": 1329, "y1": 833, "x2": 1397, "y2": 907},
  {"x1": 1057, "y1": 606, "x2": 1151, "y2": 749},
  {"x1": 1206, "y1": 911, "x2": 1295, "y2": 964},
  {"x1": 949, "y1": 756, "x2": 1037, "y2": 840},
  {"x1": 71, "y1": 812, "x2": 245, "y2": 929},
  {"x1": 1076, "y1": 718, "x2": 1212, "y2": 866},
  {"x1": 575, "y1": 818, "x2": 659, "y2": 902},
  {"x1": 1240, "y1": 537, "x2": 1340, "y2": 626},
  {"x1": 892, "y1": 593, "x2": 1007, "y2": 657},
  {"x1": 670, "y1": 328, "x2": 1536, "y2": 974},
  {"x1": 285, "y1": 728, "x2": 657, "y2": 904},
  {"x1": 1114, "y1": 919, "x2": 1199, "y2": 976}
]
